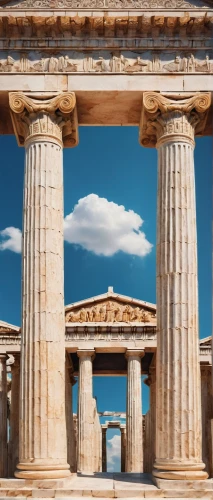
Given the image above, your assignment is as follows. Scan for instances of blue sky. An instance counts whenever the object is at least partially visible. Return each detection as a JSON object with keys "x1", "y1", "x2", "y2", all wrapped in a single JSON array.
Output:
[{"x1": 0, "y1": 127, "x2": 212, "y2": 471}]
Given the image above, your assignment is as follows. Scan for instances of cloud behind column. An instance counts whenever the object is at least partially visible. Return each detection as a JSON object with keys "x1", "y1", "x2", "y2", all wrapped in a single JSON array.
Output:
[
  {"x1": 0, "y1": 194, "x2": 153, "y2": 258},
  {"x1": 64, "y1": 194, "x2": 152, "y2": 257},
  {"x1": 0, "y1": 227, "x2": 22, "y2": 253}
]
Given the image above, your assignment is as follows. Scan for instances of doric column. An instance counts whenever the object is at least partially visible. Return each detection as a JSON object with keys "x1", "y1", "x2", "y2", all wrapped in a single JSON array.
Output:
[
  {"x1": 0, "y1": 354, "x2": 7, "y2": 477},
  {"x1": 140, "y1": 92, "x2": 211, "y2": 481},
  {"x1": 8, "y1": 355, "x2": 20, "y2": 477},
  {"x1": 102, "y1": 425, "x2": 107, "y2": 472},
  {"x1": 120, "y1": 425, "x2": 126, "y2": 473},
  {"x1": 9, "y1": 92, "x2": 78, "y2": 480},
  {"x1": 77, "y1": 349, "x2": 95, "y2": 473},
  {"x1": 125, "y1": 349, "x2": 144, "y2": 472},
  {"x1": 65, "y1": 353, "x2": 77, "y2": 473}
]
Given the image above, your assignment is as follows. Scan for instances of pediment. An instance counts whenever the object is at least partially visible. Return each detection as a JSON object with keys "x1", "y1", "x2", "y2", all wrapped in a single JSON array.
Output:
[
  {"x1": 0, "y1": 0, "x2": 212, "y2": 9},
  {"x1": 65, "y1": 289, "x2": 156, "y2": 324},
  {"x1": 0, "y1": 320, "x2": 20, "y2": 334},
  {"x1": 200, "y1": 336, "x2": 212, "y2": 346}
]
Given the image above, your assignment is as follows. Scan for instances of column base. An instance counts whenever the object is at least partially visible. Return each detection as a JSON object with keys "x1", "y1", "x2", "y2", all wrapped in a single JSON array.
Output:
[
  {"x1": 15, "y1": 462, "x2": 71, "y2": 479},
  {"x1": 153, "y1": 468, "x2": 208, "y2": 481}
]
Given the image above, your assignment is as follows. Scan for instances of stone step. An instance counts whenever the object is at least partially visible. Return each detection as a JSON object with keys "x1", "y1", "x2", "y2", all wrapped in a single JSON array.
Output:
[
  {"x1": 0, "y1": 491, "x2": 212, "y2": 499},
  {"x1": 0, "y1": 497, "x2": 211, "y2": 500}
]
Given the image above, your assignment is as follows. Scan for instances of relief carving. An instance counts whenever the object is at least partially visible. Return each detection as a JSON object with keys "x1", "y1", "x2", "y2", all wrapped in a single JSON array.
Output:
[
  {"x1": 0, "y1": 51, "x2": 212, "y2": 74},
  {"x1": 66, "y1": 300, "x2": 156, "y2": 323}
]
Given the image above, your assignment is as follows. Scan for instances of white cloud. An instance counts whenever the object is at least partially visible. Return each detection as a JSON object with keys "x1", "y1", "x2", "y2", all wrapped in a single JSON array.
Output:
[
  {"x1": 0, "y1": 227, "x2": 22, "y2": 253},
  {"x1": 64, "y1": 194, "x2": 152, "y2": 257},
  {"x1": 0, "y1": 194, "x2": 153, "y2": 258},
  {"x1": 107, "y1": 434, "x2": 121, "y2": 468}
]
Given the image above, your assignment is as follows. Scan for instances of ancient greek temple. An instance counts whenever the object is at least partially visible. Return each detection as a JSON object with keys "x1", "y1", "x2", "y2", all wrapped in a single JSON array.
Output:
[{"x1": 0, "y1": 0, "x2": 212, "y2": 496}]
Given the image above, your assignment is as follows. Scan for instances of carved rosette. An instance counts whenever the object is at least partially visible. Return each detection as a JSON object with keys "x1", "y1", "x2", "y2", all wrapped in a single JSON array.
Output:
[
  {"x1": 9, "y1": 92, "x2": 78, "y2": 147},
  {"x1": 139, "y1": 92, "x2": 211, "y2": 148}
]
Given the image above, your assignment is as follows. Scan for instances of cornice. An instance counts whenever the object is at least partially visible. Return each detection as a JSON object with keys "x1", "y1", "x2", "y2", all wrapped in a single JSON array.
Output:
[{"x1": 0, "y1": 13, "x2": 211, "y2": 38}]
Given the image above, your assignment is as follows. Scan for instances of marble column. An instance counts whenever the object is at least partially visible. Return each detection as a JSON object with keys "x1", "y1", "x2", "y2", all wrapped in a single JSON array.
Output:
[
  {"x1": 9, "y1": 92, "x2": 77, "y2": 479},
  {"x1": 65, "y1": 354, "x2": 77, "y2": 473},
  {"x1": 8, "y1": 355, "x2": 20, "y2": 477},
  {"x1": 140, "y1": 92, "x2": 211, "y2": 481},
  {"x1": 102, "y1": 426, "x2": 107, "y2": 472},
  {"x1": 120, "y1": 425, "x2": 126, "y2": 473},
  {"x1": 0, "y1": 354, "x2": 7, "y2": 477},
  {"x1": 125, "y1": 349, "x2": 144, "y2": 472},
  {"x1": 77, "y1": 349, "x2": 95, "y2": 473}
]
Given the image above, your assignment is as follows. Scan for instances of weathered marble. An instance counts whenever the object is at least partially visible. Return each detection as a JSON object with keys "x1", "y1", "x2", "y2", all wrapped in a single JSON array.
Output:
[
  {"x1": 8, "y1": 355, "x2": 20, "y2": 477},
  {"x1": 102, "y1": 426, "x2": 107, "y2": 473},
  {"x1": 9, "y1": 92, "x2": 76, "y2": 480},
  {"x1": 125, "y1": 349, "x2": 144, "y2": 473},
  {"x1": 77, "y1": 349, "x2": 95, "y2": 473},
  {"x1": 141, "y1": 92, "x2": 211, "y2": 481},
  {"x1": 0, "y1": 354, "x2": 7, "y2": 477}
]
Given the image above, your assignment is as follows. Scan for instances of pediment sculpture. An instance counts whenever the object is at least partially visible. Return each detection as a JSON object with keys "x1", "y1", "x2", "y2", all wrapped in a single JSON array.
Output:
[{"x1": 66, "y1": 300, "x2": 156, "y2": 323}]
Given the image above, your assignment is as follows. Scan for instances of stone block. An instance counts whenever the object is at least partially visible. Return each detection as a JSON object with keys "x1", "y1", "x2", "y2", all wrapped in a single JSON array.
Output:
[
  {"x1": 32, "y1": 490, "x2": 55, "y2": 498},
  {"x1": 91, "y1": 490, "x2": 115, "y2": 498}
]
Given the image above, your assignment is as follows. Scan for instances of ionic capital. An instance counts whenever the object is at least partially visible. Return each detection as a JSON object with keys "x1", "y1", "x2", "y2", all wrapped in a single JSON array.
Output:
[
  {"x1": 9, "y1": 92, "x2": 78, "y2": 148},
  {"x1": 139, "y1": 92, "x2": 211, "y2": 148}
]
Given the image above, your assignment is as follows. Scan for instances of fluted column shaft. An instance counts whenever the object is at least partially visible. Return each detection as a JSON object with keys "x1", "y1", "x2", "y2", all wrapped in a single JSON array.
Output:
[
  {"x1": 140, "y1": 93, "x2": 211, "y2": 481},
  {"x1": 102, "y1": 427, "x2": 107, "y2": 472},
  {"x1": 8, "y1": 356, "x2": 20, "y2": 477},
  {"x1": 126, "y1": 349, "x2": 144, "y2": 472},
  {"x1": 0, "y1": 355, "x2": 7, "y2": 477},
  {"x1": 9, "y1": 92, "x2": 76, "y2": 480},
  {"x1": 155, "y1": 121, "x2": 205, "y2": 478},
  {"x1": 77, "y1": 350, "x2": 95, "y2": 473}
]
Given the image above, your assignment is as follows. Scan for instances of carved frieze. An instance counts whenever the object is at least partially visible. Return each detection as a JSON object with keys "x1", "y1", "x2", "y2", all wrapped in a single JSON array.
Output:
[
  {"x1": 65, "y1": 300, "x2": 156, "y2": 323},
  {"x1": 0, "y1": 50, "x2": 212, "y2": 74}
]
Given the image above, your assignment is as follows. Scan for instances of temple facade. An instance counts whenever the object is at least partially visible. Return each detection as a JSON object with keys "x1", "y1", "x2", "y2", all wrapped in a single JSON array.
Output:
[{"x1": 0, "y1": 0, "x2": 212, "y2": 496}]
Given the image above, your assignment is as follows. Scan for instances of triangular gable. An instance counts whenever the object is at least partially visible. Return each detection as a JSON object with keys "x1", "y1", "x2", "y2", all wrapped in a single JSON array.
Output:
[
  {"x1": 200, "y1": 336, "x2": 212, "y2": 346},
  {"x1": 0, "y1": 320, "x2": 20, "y2": 334},
  {"x1": 65, "y1": 288, "x2": 156, "y2": 324}
]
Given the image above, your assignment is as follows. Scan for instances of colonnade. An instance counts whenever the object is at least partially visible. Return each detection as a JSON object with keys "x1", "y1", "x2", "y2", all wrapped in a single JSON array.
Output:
[
  {"x1": 1, "y1": 90, "x2": 210, "y2": 481},
  {"x1": 77, "y1": 349, "x2": 143, "y2": 474}
]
